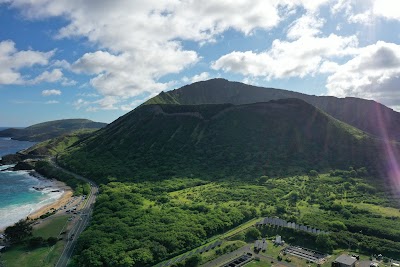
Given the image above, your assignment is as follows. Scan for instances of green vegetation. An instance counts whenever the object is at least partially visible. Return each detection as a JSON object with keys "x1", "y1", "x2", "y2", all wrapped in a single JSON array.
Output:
[
  {"x1": 33, "y1": 215, "x2": 69, "y2": 239},
  {"x1": 10, "y1": 80, "x2": 400, "y2": 267},
  {"x1": 23, "y1": 129, "x2": 96, "y2": 156},
  {"x1": 71, "y1": 179, "x2": 258, "y2": 266},
  {"x1": 34, "y1": 161, "x2": 90, "y2": 195},
  {"x1": 4, "y1": 219, "x2": 32, "y2": 244},
  {"x1": 60, "y1": 99, "x2": 383, "y2": 184},
  {"x1": 68, "y1": 171, "x2": 400, "y2": 267},
  {"x1": 0, "y1": 119, "x2": 106, "y2": 142},
  {"x1": 1, "y1": 216, "x2": 68, "y2": 267}
]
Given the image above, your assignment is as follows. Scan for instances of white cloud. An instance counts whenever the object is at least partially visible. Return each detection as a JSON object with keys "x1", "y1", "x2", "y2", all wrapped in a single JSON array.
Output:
[
  {"x1": 42, "y1": 89, "x2": 61, "y2": 96},
  {"x1": 95, "y1": 96, "x2": 119, "y2": 110},
  {"x1": 30, "y1": 68, "x2": 76, "y2": 86},
  {"x1": 32, "y1": 69, "x2": 63, "y2": 84},
  {"x1": 373, "y1": 0, "x2": 400, "y2": 21},
  {"x1": 45, "y1": 100, "x2": 59, "y2": 104},
  {"x1": 77, "y1": 92, "x2": 99, "y2": 98},
  {"x1": 286, "y1": 13, "x2": 325, "y2": 40},
  {"x1": 334, "y1": 0, "x2": 400, "y2": 24},
  {"x1": 326, "y1": 41, "x2": 400, "y2": 107},
  {"x1": 0, "y1": 40, "x2": 53, "y2": 84},
  {"x1": 2, "y1": 0, "x2": 333, "y2": 106},
  {"x1": 72, "y1": 98, "x2": 90, "y2": 110},
  {"x1": 182, "y1": 72, "x2": 210, "y2": 84},
  {"x1": 212, "y1": 34, "x2": 358, "y2": 79},
  {"x1": 120, "y1": 99, "x2": 147, "y2": 112},
  {"x1": 331, "y1": 0, "x2": 352, "y2": 15},
  {"x1": 242, "y1": 76, "x2": 260, "y2": 86},
  {"x1": 52, "y1": 59, "x2": 71, "y2": 69},
  {"x1": 319, "y1": 61, "x2": 340, "y2": 74}
]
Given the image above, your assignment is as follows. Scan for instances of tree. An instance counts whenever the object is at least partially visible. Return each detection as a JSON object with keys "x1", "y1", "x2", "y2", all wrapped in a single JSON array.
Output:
[
  {"x1": 316, "y1": 234, "x2": 334, "y2": 253},
  {"x1": 257, "y1": 176, "x2": 268, "y2": 185},
  {"x1": 275, "y1": 204, "x2": 286, "y2": 215},
  {"x1": 184, "y1": 254, "x2": 202, "y2": 267},
  {"x1": 245, "y1": 227, "x2": 261, "y2": 241},
  {"x1": 4, "y1": 219, "x2": 33, "y2": 243},
  {"x1": 47, "y1": 236, "x2": 58, "y2": 246},
  {"x1": 309, "y1": 170, "x2": 319, "y2": 179},
  {"x1": 28, "y1": 236, "x2": 44, "y2": 248},
  {"x1": 328, "y1": 220, "x2": 347, "y2": 231}
]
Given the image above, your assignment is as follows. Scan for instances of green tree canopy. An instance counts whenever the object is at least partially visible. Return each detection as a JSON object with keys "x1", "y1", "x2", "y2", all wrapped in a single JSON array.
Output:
[
  {"x1": 4, "y1": 219, "x2": 33, "y2": 243},
  {"x1": 245, "y1": 227, "x2": 261, "y2": 241},
  {"x1": 316, "y1": 234, "x2": 335, "y2": 253}
]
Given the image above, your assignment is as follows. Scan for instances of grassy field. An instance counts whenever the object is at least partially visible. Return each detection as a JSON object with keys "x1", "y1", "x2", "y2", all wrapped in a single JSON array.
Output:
[
  {"x1": 336, "y1": 201, "x2": 400, "y2": 218},
  {"x1": 1, "y1": 215, "x2": 68, "y2": 267},
  {"x1": 33, "y1": 215, "x2": 69, "y2": 239},
  {"x1": 1, "y1": 242, "x2": 65, "y2": 267}
]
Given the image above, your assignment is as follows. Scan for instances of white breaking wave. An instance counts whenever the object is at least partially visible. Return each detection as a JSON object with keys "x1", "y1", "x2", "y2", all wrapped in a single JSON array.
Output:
[
  {"x1": 0, "y1": 172, "x2": 64, "y2": 230},
  {"x1": 0, "y1": 164, "x2": 14, "y2": 171}
]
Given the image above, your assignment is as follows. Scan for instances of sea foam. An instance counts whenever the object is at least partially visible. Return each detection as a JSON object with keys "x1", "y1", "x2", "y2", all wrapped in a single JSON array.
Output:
[{"x1": 0, "y1": 169, "x2": 63, "y2": 230}]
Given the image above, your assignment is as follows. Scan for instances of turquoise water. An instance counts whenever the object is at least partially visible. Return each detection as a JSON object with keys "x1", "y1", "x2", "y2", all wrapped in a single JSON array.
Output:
[{"x1": 0, "y1": 137, "x2": 63, "y2": 229}]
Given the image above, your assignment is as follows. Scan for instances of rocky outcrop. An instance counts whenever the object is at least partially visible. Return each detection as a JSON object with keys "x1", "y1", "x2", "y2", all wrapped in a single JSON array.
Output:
[
  {"x1": 0, "y1": 154, "x2": 23, "y2": 165},
  {"x1": 13, "y1": 161, "x2": 34, "y2": 171}
]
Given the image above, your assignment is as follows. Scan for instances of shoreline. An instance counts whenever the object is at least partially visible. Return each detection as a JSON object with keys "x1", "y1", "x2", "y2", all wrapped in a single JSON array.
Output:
[
  {"x1": 27, "y1": 180, "x2": 73, "y2": 220},
  {"x1": 27, "y1": 171, "x2": 74, "y2": 220},
  {"x1": 0, "y1": 170, "x2": 73, "y2": 233}
]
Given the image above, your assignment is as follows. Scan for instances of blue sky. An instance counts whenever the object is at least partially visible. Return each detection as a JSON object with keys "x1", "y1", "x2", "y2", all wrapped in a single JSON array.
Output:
[{"x1": 0, "y1": 0, "x2": 400, "y2": 126}]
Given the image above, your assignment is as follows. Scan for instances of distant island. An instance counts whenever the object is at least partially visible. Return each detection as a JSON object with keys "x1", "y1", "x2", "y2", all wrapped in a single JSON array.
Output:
[{"x1": 0, "y1": 119, "x2": 107, "y2": 142}]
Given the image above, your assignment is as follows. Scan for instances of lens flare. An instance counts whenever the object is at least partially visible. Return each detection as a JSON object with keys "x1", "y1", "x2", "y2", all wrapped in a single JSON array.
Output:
[{"x1": 375, "y1": 103, "x2": 400, "y2": 196}]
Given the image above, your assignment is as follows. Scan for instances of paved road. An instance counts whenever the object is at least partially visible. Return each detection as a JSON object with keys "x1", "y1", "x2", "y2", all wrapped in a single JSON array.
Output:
[{"x1": 51, "y1": 160, "x2": 98, "y2": 267}]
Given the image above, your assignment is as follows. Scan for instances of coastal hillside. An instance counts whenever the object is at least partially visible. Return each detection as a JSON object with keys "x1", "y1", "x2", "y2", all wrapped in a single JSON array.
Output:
[
  {"x1": 0, "y1": 119, "x2": 107, "y2": 142},
  {"x1": 145, "y1": 79, "x2": 400, "y2": 141},
  {"x1": 60, "y1": 99, "x2": 381, "y2": 183},
  {"x1": 21, "y1": 129, "x2": 96, "y2": 157}
]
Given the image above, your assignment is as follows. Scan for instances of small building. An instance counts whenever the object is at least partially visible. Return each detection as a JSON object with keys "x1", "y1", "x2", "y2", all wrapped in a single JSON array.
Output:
[
  {"x1": 254, "y1": 239, "x2": 267, "y2": 252},
  {"x1": 274, "y1": 235, "x2": 284, "y2": 245},
  {"x1": 332, "y1": 255, "x2": 357, "y2": 267}
]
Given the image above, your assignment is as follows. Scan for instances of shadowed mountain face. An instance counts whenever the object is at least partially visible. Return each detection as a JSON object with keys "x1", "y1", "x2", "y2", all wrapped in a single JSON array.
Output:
[
  {"x1": 0, "y1": 119, "x2": 107, "y2": 142},
  {"x1": 61, "y1": 99, "x2": 385, "y2": 183},
  {"x1": 145, "y1": 79, "x2": 400, "y2": 141}
]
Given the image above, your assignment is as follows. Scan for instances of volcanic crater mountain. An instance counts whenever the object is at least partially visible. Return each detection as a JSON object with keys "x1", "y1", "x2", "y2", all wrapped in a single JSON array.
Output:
[
  {"x1": 60, "y1": 94, "x2": 387, "y2": 183},
  {"x1": 145, "y1": 78, "x2": 400, "y2": 142}
]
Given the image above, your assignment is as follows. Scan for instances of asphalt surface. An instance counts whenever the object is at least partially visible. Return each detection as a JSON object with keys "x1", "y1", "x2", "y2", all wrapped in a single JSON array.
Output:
[{"x1": 51, "y1": 160, "x2": 98, "y2": 267}]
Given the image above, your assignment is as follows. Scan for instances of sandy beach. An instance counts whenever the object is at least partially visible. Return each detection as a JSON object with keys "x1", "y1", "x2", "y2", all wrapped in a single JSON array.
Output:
[
  {"x1": 0, "y1": 172, "x2": 74, "y2": 233},
  {"x1": 27, "y1": 180, "x2": 73, "y2": 220}
]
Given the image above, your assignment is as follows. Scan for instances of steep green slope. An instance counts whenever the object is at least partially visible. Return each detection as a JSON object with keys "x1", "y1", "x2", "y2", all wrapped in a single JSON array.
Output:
[
  {"x1": 21, "y1": 129, "x2": 96, "y2": 156},
  {"x1": 145, "y1": 79, "x2": 400, "y2": 141},
  {"x1": 0, "y1": 119, "x2": 107, "y2": 142},
  {"x1": 61, "y1": 99, "x2": 380, "y2": 184}
]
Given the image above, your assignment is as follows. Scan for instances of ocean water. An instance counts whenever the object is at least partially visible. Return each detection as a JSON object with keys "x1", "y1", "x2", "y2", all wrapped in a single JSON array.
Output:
[{"x1": 0, "y1": 136, "x2": 63, "y2": 230}]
